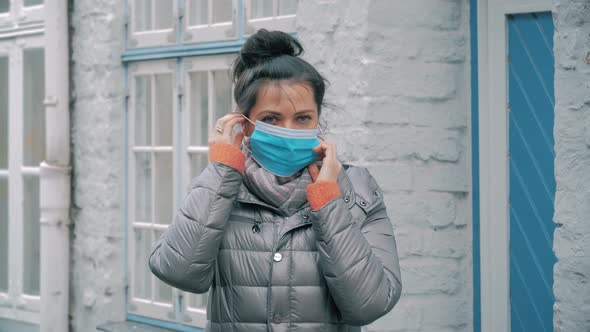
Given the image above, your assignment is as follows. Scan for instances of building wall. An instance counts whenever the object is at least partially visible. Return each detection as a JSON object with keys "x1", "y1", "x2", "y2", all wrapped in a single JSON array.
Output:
[
  {"x1": 69, "y1": 0, "x2": 127, "y2": 330},
  {"x1": 552, "y1": 0, "x2": 590, "y2": 331},
  {"x1": 66, "y1": 0, "x2": 473, "y2": 331},
  {"x1": 297, "y1": 1, "x2": 473, "y2": 331}
]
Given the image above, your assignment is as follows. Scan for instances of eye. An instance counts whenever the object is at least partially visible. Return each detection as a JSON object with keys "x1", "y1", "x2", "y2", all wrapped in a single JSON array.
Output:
[
  {"x1": 261, "y1": 116, "x2": 278, "y2": 124},
  {"x1": 297, "y1": 115, "x2": 312, "y2": 122}
]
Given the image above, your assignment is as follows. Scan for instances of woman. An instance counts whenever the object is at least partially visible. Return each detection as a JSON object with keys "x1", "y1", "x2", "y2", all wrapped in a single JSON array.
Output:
[{"x1": 149, "y1": 29, "x2": 402, "y2": 332}]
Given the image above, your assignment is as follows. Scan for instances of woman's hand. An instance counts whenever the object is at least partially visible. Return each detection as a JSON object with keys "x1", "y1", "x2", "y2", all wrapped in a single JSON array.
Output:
[
  {"x1": 208, "y1": 112, "x2": 245, "y2": 148},
  {"x1": 308, "y1": 141, "x2": 342, "y2": 182}
]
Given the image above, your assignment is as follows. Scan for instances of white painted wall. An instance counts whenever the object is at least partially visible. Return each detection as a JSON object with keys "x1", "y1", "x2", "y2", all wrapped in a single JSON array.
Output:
[
  {"x1": 297, "y1": 1, "x2": 473, "y2": 331},
  {"x1": 552, "y1": 0, "x2": 590, "y2": 330},
  {"x1": 69, "y1": 0, "x2": 127, "y2": 331}
]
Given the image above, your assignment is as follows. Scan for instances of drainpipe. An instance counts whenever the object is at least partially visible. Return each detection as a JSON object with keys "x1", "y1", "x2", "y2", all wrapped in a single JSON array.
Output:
[{"x1": 40, "y1": 0, "x2": 71, "y2": 331}]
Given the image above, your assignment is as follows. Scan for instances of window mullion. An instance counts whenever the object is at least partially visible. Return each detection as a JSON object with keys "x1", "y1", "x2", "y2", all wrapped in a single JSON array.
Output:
[
  {"x1": 207, "y1": 70, "x2": 214, "y2": 136},
  {"x1": 8, "y1": 45, "x2": 24, "y2": 304},
  {"x1": 207, "y1": 0, "x2": 213, "y2": 25},
  {"x1": 149, "y1": 74, "x2": 157, "y2": 303},
  {"x1": 150, "y1": 0, "x2": 156, "y2": 31}
]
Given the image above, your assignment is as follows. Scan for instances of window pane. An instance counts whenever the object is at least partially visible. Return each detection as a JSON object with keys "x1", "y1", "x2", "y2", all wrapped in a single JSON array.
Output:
[
  {"x1": 154, "y1": 0, "x2": 173, "y2": 30},
  {"x1": 154, "y1": 74, "x2": 173, "y2": 146},
  {"x1": 0, "y1": 178, "x2": 8, "y2": 292},
  {"x1": 0, "y1": 1, "x2": 9, "y2": 13},
  {"x1": 213, "y1": 69, "x2": 232, "y2": 120},
  {"x1": 189, "y1": 71, "x2": 208, "y2": 146},
  {"x1": 135, "y1": 0, "x2": 152, "y2": 32},
  {"x1": 24, "y1": 0, "x2": 43, "y2": 6},
  {"x1": 190, "y1": 153, "x2": 207, "y2": 180},
  {"x1": 154, "y1": 152, "x2": 172, "y2": 225},
  {"x1": 187, "y1": 292, "x2": 208, "y2": 310},
  {"x1": 23, "y1": 176, "x2": 40, "y2": 296},
  {"x1": 252, "y1": 0, "x2": 273, "y2": 18},
  {"x1": 0, "y1": 57, "x2": 8, "y2": 169},
  {"x1": 278, "y1": 0, "x2": 296, "y2": 15},
  {"x1": 212, "y1": 0, "x2": 232, "y2": 23},
  {"x1": 23, "y1": 48, "x2": 45, "y2": 167},
  {"x1": 135, "y1": 152, "x2": 152, "y2": 223},
  {"x1": 133, "y1": 228, "x2": 152, "y2": 299},
  {"x1": 188, "y1": 0, "x2": 208, "y2": 26},
  {"x1": 135, "y1": 75, "x2": 152, "y2": 146},
  {"x1": 154, "y1": 230, "x2": 173, "y2": 303}
]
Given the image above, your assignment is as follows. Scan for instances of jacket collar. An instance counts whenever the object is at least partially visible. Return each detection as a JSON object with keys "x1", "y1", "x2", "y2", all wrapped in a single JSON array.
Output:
[{"x1": 235, "y1": 164, "x2": 356, "y2": 217}]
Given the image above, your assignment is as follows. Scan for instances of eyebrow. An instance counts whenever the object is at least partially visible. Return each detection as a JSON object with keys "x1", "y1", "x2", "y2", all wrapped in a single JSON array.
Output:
[{"x1": 259, "y1": 110, "x2": 315, "y2": 116}]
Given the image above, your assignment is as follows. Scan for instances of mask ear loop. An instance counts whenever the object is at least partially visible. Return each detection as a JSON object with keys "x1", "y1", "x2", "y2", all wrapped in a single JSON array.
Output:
[{"x1": 238, "y1": 113, "x2": 256, "y2": 153}]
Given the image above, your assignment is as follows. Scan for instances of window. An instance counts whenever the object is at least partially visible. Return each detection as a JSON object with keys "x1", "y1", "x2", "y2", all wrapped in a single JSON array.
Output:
[
  {"x1": 245, "y1": 0, "x2": 296, "y2": 35},
  {"x1": 124, "y1": 0, "x2": 298, "y2": 329},
  {"x1": 183, "y1": 0, "x2": 238, "y2": 44},
  {"x1": 0, "y1": 0, "x2": 44, "y2": 31},
  {"x1": 0, "y1": 34, "x2": 45, "y2": 325}
]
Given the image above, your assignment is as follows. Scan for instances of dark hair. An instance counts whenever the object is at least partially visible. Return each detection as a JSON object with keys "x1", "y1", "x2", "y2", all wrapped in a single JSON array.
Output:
[{"x1": 232, "y1": 29, "x2": 330, "y2": 120}]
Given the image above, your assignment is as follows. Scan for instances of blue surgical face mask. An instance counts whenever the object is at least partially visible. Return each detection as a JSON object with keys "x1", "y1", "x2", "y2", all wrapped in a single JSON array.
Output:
[{"x1": 240, "y1": 114, "x2": 320, "y2": 177}]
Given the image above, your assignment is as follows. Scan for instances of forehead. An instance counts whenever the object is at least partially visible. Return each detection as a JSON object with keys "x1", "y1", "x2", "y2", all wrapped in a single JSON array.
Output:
[{"x1": 255, "y1": 81, "x2": 316, "y2": 108}]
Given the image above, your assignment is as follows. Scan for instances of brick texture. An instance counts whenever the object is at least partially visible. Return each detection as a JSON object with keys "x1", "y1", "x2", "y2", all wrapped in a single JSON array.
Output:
[
  {"x1": 298, "y1": 1, "x2": 472, "y2": 331},
  {"x1": 552, "y1": 0, "x2": 590, "y2": 330}
]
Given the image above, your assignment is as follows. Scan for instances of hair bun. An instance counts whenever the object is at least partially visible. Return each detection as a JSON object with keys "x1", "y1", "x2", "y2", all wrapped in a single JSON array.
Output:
[{"x1": 236, "y1": 29, "x2": 303, "y2": 72}]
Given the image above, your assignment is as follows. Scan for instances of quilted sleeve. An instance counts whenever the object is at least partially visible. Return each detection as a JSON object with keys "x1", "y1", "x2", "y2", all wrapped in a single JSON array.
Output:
[
  {"x1": 148, "y1": 161, "x2": 242, "y2": 293},
  {"x1": 310, "y1": 168, "x2": 402, "y2": 325}
]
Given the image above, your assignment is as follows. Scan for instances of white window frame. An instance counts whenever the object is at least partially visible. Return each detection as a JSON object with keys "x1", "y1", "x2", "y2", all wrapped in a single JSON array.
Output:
[
  {"x1": 183, "y1": 0, "x2": 239, "y2": 44},
  {"x1": 180, "y1": 53, "x2": 236, "y2": 327},
  {"x1": 243, "y1": 0, "x2": 296, "y2": 36},
  {"x1": 128, "y1": 0, "x2": 179, "y2": 49},
  {"x1": 127, "y1": 58, "x2": 180, "y2": 322},
  {"x1": 477, "y1": 0, "x2": 552, "y2": 331},
  {"x1": 0, "y1": 34, "x2": 44, "y2": 326},
  {"x1": 124, "y1": 0, "x2": 300, "y2": 328},
  {"x1": 0, "y1": 0, "x2": 44, "y2": 38}
]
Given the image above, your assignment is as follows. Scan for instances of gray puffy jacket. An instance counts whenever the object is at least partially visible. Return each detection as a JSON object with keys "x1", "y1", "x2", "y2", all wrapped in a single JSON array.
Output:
[{"x1": 149, "y1": 161, "x2": 402, "y2": 331}]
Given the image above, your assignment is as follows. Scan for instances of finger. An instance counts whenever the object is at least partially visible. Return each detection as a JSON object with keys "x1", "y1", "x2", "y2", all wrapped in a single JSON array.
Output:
[
  {"x1": 223, "y1": 116, "x2": 245, "y2": 137},
  {"x1": 308, "y1": 163, "x2": 319, "y2": 182},
  {"x1": 325, "y1": 142, "x2": 337, "y2": 161},
  {"x1": 312, "y1": 141, "x2": 327, "y2": 152},
  {"x1": 216, "y1": 112, "x2": 242, "y2": 127}
]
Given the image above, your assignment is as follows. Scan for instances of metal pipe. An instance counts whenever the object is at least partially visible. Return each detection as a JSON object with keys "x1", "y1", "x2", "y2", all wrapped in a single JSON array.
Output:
[{"x1": 40, "y1": 0, "x2": 71, "y2": 331}]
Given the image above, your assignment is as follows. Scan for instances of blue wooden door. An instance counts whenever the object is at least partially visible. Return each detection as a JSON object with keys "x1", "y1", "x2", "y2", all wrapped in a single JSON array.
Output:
[{"x1": 507, "y1": 12, "x2": 556, "y2": 332}]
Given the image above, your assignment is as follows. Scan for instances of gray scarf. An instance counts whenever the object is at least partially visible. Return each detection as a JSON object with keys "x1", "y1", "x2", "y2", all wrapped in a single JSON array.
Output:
[{"x1": 240, "y1": 137, "x2": 314, "y2": 216}]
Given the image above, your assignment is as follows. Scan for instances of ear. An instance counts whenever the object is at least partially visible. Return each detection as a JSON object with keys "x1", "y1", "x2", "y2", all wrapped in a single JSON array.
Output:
[{"x1": 243, "y1": 121, "x2": 254, "y2": 137}]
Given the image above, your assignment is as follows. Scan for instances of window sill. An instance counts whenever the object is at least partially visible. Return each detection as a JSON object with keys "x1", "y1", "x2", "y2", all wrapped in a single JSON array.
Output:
[{"x1": 97, "y1": 321, "x2": 175, "y2": 332}]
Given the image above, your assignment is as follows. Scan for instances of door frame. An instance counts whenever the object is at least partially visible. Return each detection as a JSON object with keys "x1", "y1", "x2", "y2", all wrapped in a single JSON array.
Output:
[{"x1": 476, "y1": 0, "x2": 552, "y2": 331}]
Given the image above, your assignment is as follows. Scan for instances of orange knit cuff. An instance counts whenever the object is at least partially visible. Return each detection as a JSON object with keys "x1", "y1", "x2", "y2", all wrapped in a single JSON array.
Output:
[
  {"x1": 208, "y1": 143, "x2": 246, "y2": 174},
  {"x1": 306, "y1": 180, "x2": 341, "y2": 211}
]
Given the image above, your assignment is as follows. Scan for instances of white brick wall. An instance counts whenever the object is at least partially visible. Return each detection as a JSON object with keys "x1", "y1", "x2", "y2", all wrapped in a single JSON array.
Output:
[
  {"x1": 298, "y1": 1, "x2": 472, "y2": 331},
  {"x1": 69, "y1": 0, "x2": 127, "y2": 330},
  {"x1": 552, "y1": 0, "x2": 590, "y2": 331},
  {"x1": 66, "y1": 0, "x2": 474, "y2": 331}
]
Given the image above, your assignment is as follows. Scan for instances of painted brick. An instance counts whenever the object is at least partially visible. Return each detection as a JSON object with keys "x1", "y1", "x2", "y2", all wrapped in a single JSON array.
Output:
[
  {"x1": 64, "y1": 0, "x2": 474, "y2": 331},
  {"x1": 366, "y1": 62, "x2": 459, "y2": 100},
  {"x1": 367, "y1": 28, "x2": 468, "y2": 64},
  {"x1": 553, "y1": 0, "x2": 590, "y2": 330},
  {"x1": 365, "y1": 296, "x2": 423, "y2": 332},
  {"x1": 369, "y1": 0, "x2": 463, "y2": 31},
  {"x1": 368, "y1": 163, "x2": 414, "y2": 192},
  {"x1": 70, "y1": 0, "x2": 127, "y2": 331},
  {"x1": 394, "y1": 225, "x2": 469, "y2": 259},
  {"x1": 419, "y1": 295, "x2": 471, "y2": 330},
  {"x1": 414, "y1": 158, "x2": 470, "y2": 193}
]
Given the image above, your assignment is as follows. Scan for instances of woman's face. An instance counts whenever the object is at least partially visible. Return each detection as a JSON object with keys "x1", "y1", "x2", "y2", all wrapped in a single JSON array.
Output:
[{"x1": 243, "y1": 81, "x2": 319, "y2": 136}]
